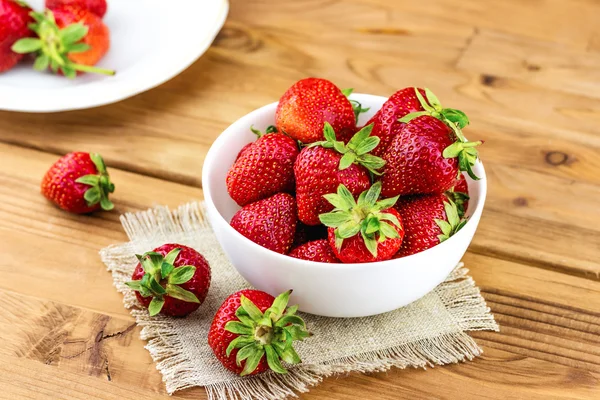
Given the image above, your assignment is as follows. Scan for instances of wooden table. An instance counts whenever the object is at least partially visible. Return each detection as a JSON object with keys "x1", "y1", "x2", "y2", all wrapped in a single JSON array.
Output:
[{"x1": 2, "y1": 0, "x2": 600, "y2": 398}]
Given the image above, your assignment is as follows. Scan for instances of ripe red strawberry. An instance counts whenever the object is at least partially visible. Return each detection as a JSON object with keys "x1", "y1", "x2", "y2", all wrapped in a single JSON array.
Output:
[
  {"x1": 289, "y1": 239, "x2": 340, "y2": 263},
  {"x1": 380, "y1": 88, "x2": 482, "y2": 197},
  {"x1": 12, "y1": 7, "x2": 114, "y2": 77},
  {"x1": 366, "y1": 87, "x2": 427, "y2": 157},
  {"x1": 276, "y1": 78, "x2": 357, "y2": 144},
  {"x1": 320, "y1": 182, "x2": 404, "y2": 263},
  {"x1": 227, "y1": 126, "x2": 299, "y2": 206},
  {"x1": 446, "y1": 173, "x2": 470, "y2": 218},
  {"x1": 230, "y1": 193, "x2": 297, "y2": 254},
  {"x1": 208, "y1": 290, "x2": 310, "y2": 376},
  {"x1": 292, "y1": 222, "x2": 328, "y2": 248},
  {"x1": 294, "y1": 123, "x2": 383, "y2": 225},
  {"x1": 126, "y1": 244, "x2": 211, "y2": 317},
  {"x1": 393, "y1": 194, "x2": 465, "y2": 258},
  {"x1": 381, "y1": 115, "x2": 459, "y2": 196},
  {"x1": 46, "y1": 0, "x2": 107, "y2": 18},
  {"x1": 0, "y1": 0, "x2": 34, "y2": 73},
  {"x1": 41, "y1": 152, "x2": 115, "y2": 214}
]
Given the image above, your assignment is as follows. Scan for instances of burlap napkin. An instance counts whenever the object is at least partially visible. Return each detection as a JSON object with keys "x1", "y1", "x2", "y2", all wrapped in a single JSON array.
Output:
[{"x1": 100, "y1": 202, "x2": 498, "y2": 400}]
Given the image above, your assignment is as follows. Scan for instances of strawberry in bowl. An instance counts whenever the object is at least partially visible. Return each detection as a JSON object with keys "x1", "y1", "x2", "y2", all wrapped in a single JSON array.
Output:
[{"x1": 202, "y1": 78, "x2": 486, "y2": 317}]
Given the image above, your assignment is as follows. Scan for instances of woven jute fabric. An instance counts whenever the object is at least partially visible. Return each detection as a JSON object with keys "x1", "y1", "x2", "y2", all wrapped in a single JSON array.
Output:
[{"x1": 100, "y1": 202, "x2": 498, "y2": 400}]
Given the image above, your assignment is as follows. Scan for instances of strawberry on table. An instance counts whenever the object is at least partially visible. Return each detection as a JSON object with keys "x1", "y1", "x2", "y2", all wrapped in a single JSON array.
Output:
[
  {"x1": 46, "y1": 0, "x2": 107, "y2": 18},
  {"x1": 294, "y1": 122, "x2": 384, "y2": 225},
  {"x1": 289, "y1": 239, "x2": 340, "y2": 263},
  {"x1": 380, "y1": 88, "x2": 482, "y2": 197},
  {"x1": 230, "y1": 193, "x2": 298, "y2": 254},
  {"x1": 0, "y1": 0, "x2": 34, "y2": 73},
  {"x1": 41, "y1": 152, "x2": 115, "y2": 214},
  {"x1": 208, "y1": 290, "x2": 310, "y2": 376},
  {"x1": 126, "y1": 244, "x2": 211, "y2": 317},
  {"x1": 227, "y1": 126, "x2": 299, "y2": 206},
  {"x1": 12, "y1": 6, "x2": 114, "y2": 77},
  {"x1": 393, "y1": 193, "x2": 466, "y2": 258},
  {"x1": 276, "y1": 78, "x2": 357, "y2": 144},
  {"x1": 320, "y1": 182, "x2": 404, "y2": 263}
]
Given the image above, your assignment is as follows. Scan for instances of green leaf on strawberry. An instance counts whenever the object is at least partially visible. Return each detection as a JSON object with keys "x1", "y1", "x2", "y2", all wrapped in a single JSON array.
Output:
[
  {"x1": 308, "y1": 122, "x2": 385, "y2": 175},
  {"x1": 125, "y1": 248, "x2": 200, "y2": 316},
  {"x1": 222, "y1": 290, "x2": 310, "y2": 376},
  {"x1": 319, "y1": 182, "x2": 401, "y2": 257},
  {"x1": 435, "y1": 199, "x2": 468, "y2": 242}
]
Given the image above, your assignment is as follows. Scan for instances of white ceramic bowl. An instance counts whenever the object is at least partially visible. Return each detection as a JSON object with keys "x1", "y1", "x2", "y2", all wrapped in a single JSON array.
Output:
[{"x1": 202, "y1": 93, "x2": 486, "y2": 318}]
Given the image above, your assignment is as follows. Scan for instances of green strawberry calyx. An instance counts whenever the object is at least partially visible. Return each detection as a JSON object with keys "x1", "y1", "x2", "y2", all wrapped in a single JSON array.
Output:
[
  {"x1": 445, "y1": 188, "x2": 469, "y2": 219},
  {"x1": 125, "y1": 248, "x2": 200, "y2": 316},
  {"x1": 224, "y1": 290, "x2": 311, "y2": 376},
  {"x1": 249, "y1": 125, "x2": 278, "y2": 138},
  {"x1": 398, "y1": 88, "x2": 483, "y2": 181},
  {"x1": 342, "y1": 88, "x2": 371, "y2": 123},
  {"x1": 319, "y1": 182, "x2": 402, "y2": 257},
  {"x1": 74, "y1": 153, "x2": 115, "y2": 211},
  {"x1": 11, "y1": 10, "x2": 115, "y2": 78},
  {"x1": 308, "y1": 122, "x2": 385, "y2": 175},
  {"x1": 435, "y1": 199, "x2": 468, "y2": 243}
]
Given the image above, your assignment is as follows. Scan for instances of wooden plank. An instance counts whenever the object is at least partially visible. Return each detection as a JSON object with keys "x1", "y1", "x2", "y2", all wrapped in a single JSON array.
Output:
[{"x1": 456, "y1": 29, "x2": 600, "y2": 100}]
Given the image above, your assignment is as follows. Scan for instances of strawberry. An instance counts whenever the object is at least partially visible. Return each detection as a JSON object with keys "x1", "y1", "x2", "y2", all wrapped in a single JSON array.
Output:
[
  {"x1": 275, "y1": 78, "x2": 357, "y2": 144},
  {"x1": 230, "y1": 193, "x2": 297, "y2": 254},
  {"x1": 12, "y1": 7, "x2": 114, "y2": 77},
  {"x1": 227, "y1": 126, "x2": 298, "y2": 206},
  {"x1": 294, "y1": 123, "x2": 384, "y2": 225},
  {"x1": 289, "y1": 239, "x2": 340, "y2": 263},
  {"x1": 292, "y1": 222, "x2": 328, "y2": 248},
  {"x1": 208, "y1": 290, "x2": 310, "y2": 376},
  {"x1": 366, "y1": 87, "x2": 427, "y2": 157},
  {"x1": 126, "y1": 244, "x2": 211, "y2": 317},
  {"x1": 393, "y1": 194, "x2": 465, "y2": 258},
  {"x1": 446, "y1": 173, "x2": 470, "y2": 218},
  {"x1": 320, "y1": 182, "x2": 404, "y2": 263},
  {"x1": 0, "y1": 0, "x2": 34, "y2": 73},
  {"x1": 46, "y1": 0, "x2": 107, "y2": 18},
  {"x1": 41, "y1": 152, "x2": 115, "y2": 214}
]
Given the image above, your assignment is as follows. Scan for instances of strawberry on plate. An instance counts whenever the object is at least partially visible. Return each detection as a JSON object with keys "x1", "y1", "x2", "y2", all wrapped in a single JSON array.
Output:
[
  {"x1": 126, "y1": 244, "x2": 211, "y2": 317},
  {"x1": 393, "y1": 193, "x2": 466, "y2": 258},
  {"x1": 46, "y1": 0, "x2": 107, "y2": 18},
  {"x1": 41, "y1": 152, "x2": 115, "y2": 214},
  {"x1": 208, "y1": 290, "x2": 310, "y2": 376},
  {"x1": 380, "y1": 88, "x2": 482, "y2": 197},
  {"x1": 0, "y1": 0, "x2": 34, "y2": 73},
  {"x1": 230, "y1": 193, "x2": 298, "y2": 254},
  {"x1": 320, "y1": 182, "x2": 404, "y2": 263},
  {"x1": 276, "y1": 78, "x2": 357, "y2": 144},
  {"x1": 294, "y1": 122, "x2": 384, "y2": 225},
  {"x1": 226, "y1": 126, "x2": 299, "y2": 206},
  {"x1": 289, "y1": 239, "x2": 340, "y2": 263},
  {"x1": 12, "y1": 6, "x2": 114, "y2": 77}
]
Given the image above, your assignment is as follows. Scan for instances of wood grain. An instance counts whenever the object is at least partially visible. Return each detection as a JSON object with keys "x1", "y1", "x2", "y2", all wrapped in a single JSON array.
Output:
[{"x1": 0, "y1": 0, "x2": 599, "y2": 398}]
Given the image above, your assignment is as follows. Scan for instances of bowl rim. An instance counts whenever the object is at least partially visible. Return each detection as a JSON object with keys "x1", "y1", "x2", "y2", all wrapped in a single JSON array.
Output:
[{"x1": 202, "y1": 93, "x2": 487, "y2": 270}]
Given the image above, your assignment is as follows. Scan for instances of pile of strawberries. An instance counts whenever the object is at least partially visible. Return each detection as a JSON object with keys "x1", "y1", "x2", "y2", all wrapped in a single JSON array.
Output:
[
  {"x1": 226, "y1": 78, "x2": 482, "y2": 263},
  {"x1": 0, "y1": 0, "x2": 113, "y2": 77}
]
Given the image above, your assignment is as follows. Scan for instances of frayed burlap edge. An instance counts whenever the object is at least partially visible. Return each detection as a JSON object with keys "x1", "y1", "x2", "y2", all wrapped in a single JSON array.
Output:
[{"x1": 100, "y1": 202, "x2": 498, "y2": 400}]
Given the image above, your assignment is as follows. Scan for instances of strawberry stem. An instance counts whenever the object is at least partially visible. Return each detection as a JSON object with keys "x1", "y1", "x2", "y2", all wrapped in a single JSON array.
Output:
[{"x1": 72, "y1": 63, "x2": 115, "y2": 76}]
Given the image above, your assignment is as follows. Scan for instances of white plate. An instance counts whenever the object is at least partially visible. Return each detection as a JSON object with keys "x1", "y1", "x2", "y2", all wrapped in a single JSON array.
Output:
[{"x1": 0, "y1": 0, "x2": 229, "y2": 112}]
